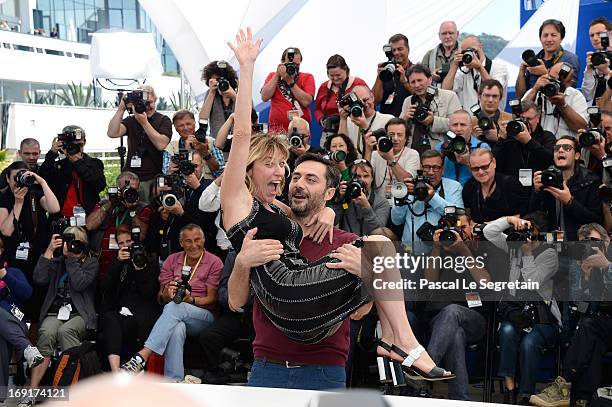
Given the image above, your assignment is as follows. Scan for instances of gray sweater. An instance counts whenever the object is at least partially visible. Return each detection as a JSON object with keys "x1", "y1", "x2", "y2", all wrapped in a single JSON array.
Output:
[
  {"x1": 34, "y1": 255, "x2": 98, "y2": 330},
  {"x1": 333, "y1": 191, "x2": 390, "y2": 236}
]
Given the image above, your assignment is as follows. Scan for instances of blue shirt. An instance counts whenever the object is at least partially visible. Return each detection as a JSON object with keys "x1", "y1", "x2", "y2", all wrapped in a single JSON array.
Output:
[
  {"x1": 435, "y1": 137, "x2": 490, "y2": 186},
  {"x1": 523, "y1": 47, "x2": 581, "y2": 91},
  {"x1": 391, "y1": 177, "x2": 464, "y2": 243},
  {"x1": 0, "y1": 267, "x2": 32, "y2": 313}
]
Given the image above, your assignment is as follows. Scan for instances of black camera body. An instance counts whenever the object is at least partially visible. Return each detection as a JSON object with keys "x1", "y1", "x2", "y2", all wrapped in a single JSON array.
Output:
[
  {"x1": 409, "y1": 170, "x2": 431, "y2": 201},
  {"x1": 339, "y1": 92, "x2": 364, "y2": 117},
  {"x1": 172, "y1": 149, "x2": 196, "y2": 176},
  {"x1": 284, "y1": 48, "x2": 298, "y2": 76},
  {"x1": 118, "y1": 180, "x2": 139, "y2": 205},
  {"x1": 195, "y1": 119, "x2": 208, "y2": 143},
  {"x1": 379, "y1": 44, "x2": 397, "y2": 82},
  {"x1": 509, "y1": 99, "x2": 522, "y2": 117},
  {"x1": 129, "y1": 227, "x2": 148, "y2": 269},
  {"x1": 63, "y1": 232, "x2": 86, "y2": 255},
  {"x1": 470, "y1": 104, "x2": 494, "y2": 132},
  {"x1": 591, "y1": 32, "x2": 611, "y2": 68},
  {"x1": 521, "y1": 49, "x2": 540, "y2": 67},
  {"x1": 156, "y1": 174, "x2": 185, "y2": 209},
  {"x1": 441, "y1": 131, "x2": 468, "y2": 160},
  {"x1": 437, "y1": 206, "x2": 464, "y2": 244},
  {"x1": 124, "y1": 90, "x2": 148, "y2": 114},
  {"x1": 505, "y1": 226, "x2": 537, "y2": 242},
  {"x1": 506, "y1": 118, "x2": 528, "y2": 139},
  {"x1": 541, "y1": 166, "x2": 563, "y2": 189},
  {"x1": 57, "y1": 128, "x2": 83, "y2": 155},
  {"x1": 216, "y1": 60, "x2": 231, "y2": 92},
  {"x1": 51, "y1": 217, "x2": 75, "y2": 257},
  {"x1": 413, "y1": 86, "x2": 436, "y2": 123},
  {"x1": 14, "y1": 169, "x2": 35, "y2": 188},
  {"x1": 459, "y1": 48, "x2": 477, "y2": 67},
  {"x1": 345, "y1": 176, "x2": 365, "y2": 202},
  {"x1": 174, "y1": 266, "x2": 192, "y2": 304},
  {"x1": 579, "y1": 128, "x2": 603, "y2": 148},
  {"x1": 371, "y1": 128, "x2": 393, "y2": 153},
  {"x1": 542, "y1": 63, "x2": 571, "y2": 98},
  {"x1": 289, "y1": 127, "x2": 303, "y2": 148}
]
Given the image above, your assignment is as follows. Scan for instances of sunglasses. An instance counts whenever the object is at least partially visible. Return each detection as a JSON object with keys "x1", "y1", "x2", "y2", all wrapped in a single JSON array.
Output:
[
  {"x1": 553, "y1": 144, "x2": 574, "y2": 152},
  {"x1": 470, "y1": 160, "x2": 493, "y2": 173}
]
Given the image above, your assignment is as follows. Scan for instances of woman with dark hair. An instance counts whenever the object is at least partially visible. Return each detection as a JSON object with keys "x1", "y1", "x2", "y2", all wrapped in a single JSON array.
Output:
[
  {"x1": 315, "y1": 54, "x2": 367, "y2": 127},
  {"x1": 199, "y1": 60, "x2": 240, "y2": 139},
  {"x1": 222, "y1": 28, "x2": 453, "y2": 381},
  {"x1": 323, "y1": 133, "x2": 358, "y2": 181}
]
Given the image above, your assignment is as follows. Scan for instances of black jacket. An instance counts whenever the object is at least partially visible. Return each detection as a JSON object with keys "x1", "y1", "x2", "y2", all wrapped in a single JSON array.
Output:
[
  {"x1": 492, "y1": 125, "x2": 556, "y2": 178},
  {"x1": 463, "y1": 173, "x2": 530, "y2": 223},
  {"x1": 529, "y1": 165, "x2": 602, "y2": 241},
  {"x1": 39, "y1": 151, "x2": 106, "y2": 214}
]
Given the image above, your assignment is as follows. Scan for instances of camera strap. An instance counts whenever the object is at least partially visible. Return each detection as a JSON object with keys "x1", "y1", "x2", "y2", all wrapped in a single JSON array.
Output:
[
  {"x1": 357, "y1": 112, "x2": 377, "y2": 156},
  {"x1": 114, "y1": 207, "x2": 130, "y2": 229},
  {"x1": 183, "y1": 251, "x2": 204, "y2": 284}
]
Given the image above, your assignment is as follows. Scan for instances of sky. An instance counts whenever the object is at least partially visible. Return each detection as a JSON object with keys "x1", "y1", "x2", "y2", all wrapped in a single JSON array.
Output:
[{"x1": 462, "y1": 0, "x2": 521, "y2": 40}]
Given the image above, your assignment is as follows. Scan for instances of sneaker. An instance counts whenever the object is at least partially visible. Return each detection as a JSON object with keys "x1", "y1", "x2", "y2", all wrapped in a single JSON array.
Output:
[
  {"x1": 121, "y1": 353, "x2": 146, "y2": 374},
  {"x1": 183, "y1": 375, "x2": 202, "y2": 384},
  {"x1": 23, "y1": 346, "x2": 44, "y2": 368},
  {"x1": 17, "y1": 395, "x2": 36, "y2": 407},
  {"x1": 530, "y1": 377, "x2": 570, "y2": 407}
]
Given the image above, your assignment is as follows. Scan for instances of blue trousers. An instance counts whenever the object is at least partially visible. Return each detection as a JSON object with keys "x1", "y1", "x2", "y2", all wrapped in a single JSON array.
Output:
[{"x1": 248, "y1": 359, "x2": 346, "y2": 390}]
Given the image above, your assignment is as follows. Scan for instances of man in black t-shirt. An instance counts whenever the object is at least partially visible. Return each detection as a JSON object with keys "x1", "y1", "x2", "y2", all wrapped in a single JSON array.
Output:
[
  {"x1": 107, "y1": 85, "x2": 173, "y2": 204},
  {"x1": 373, "y1": 33, "x2": 413, "y2": 117}
]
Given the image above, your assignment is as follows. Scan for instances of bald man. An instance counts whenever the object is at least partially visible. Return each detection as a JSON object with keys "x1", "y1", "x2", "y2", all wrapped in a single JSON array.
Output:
[
  {"x1": 421, "y1": 21, "x2": 460, "y2": 84},
  {"x1": 522, "y1": 62, "x2": 588, "y2": 139}
]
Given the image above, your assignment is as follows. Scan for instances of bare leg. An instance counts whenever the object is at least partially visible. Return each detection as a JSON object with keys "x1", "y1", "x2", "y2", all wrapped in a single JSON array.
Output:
[
  {"x1": 505, "y1": 376, "x2": 516, "y2": 390},
  {"x1": 29, "y1": 356, "x2": 51, "y2": 388},
  {"x1": 136, "y1": 347, "x2": 153, "y2": 361},
  {"x1": 108, "y1": 354, "x2": 121, "y2": 372}
]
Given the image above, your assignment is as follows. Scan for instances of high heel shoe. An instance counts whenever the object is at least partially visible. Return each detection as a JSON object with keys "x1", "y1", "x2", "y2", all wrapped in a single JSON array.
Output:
[
  {"x1": 391, "y1": 344, "x2": 456, "y2": 382},
  {"x1": 377, "y1": 341, "x2": 406, "y2": 387}
]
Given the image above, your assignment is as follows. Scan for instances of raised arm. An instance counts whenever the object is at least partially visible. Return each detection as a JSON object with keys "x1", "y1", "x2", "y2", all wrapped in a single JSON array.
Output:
[{"x1": 220, "y1": 28, "x2": 263, "y2": 229}]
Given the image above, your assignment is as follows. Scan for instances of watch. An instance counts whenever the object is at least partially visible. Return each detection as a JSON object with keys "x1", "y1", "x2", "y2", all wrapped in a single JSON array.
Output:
[
  {"x1": 129, "y1": 210, "x2": 136, "y2": 219},
  {"x1": 388, "y1": 159, "x2": 398, "y2": 167}
]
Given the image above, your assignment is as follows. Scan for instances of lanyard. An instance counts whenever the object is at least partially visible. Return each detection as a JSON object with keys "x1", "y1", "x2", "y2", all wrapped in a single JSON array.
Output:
[
  {"x1": 358, "y1": 112, "x2": 377, "y2": 156},
  {"x1": 184, "y1": 251, "x2": 204, "y2": 283},
  {"x1": 114, "y1": 207, "x2": 130, "y2": 229}
]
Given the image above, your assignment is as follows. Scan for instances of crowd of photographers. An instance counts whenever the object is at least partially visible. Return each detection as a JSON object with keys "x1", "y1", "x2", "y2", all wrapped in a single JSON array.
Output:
[{"x1": 1, "y1": 15, "x2": 612, "y2": 407}]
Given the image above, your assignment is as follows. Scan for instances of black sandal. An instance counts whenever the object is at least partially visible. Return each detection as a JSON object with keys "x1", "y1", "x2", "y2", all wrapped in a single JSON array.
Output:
[
  {"x1": 377, "y1": 341, "x2": 406, "y2": 387},
  {"x1": 391, "y1": 344, "x2": 455, "y2": 382}
]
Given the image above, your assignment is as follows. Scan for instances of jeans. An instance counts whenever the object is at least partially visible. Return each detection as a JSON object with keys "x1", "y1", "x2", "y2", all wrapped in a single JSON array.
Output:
[
  {"x1": 248, "y1": 359, "x2": 346, "y2": 390},
  {"x1": 427, "y1": 304, "x2": 487, "y2": 401},
  {"x1": 0, "y1": 308, "x2": 30, "y2": 397},
  {"x1": 497, "y1": 321, "x2": 558, "y2": 398},
  {"x1": 144, "y1": 302, "x2": 214, "y2": 382}
]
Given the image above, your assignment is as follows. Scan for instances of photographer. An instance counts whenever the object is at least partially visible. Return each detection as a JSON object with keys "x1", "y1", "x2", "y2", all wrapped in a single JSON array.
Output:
[
  {"x1": 522, "y1": 62, "x2": 588, "y2": 138},
  {"x1": 122, "y1": 224, "x2": 223, "y2": 382},
  {"x1": 516, "y1": 19, "x2": 581, "y2": 99},
  {"x1": 0, "y1": 162, "x2": 60, "y2": 322},
  {"x1": 85, "y1": 171, "x2": 152, "y2": 280},
  {"x1": 391, "y1": 150, "x2": 463, "y2": 243},
  {"x1": 372, "y1": 33, "x2": 414, "y2": 117},
  {"x1": 332, "y1": 159, "x2": 390, "y2": 236},
  {"x1": 28, "y1": 226, "x2": 98, "y2": 394},
  {"x1": 483, "y1": 213, "x2": 560, "y2": 405},
  {"x1": 322, "y1": 133, "x2": 358, "y2": 182},
  {"x1": 441, "y1": 35, "x2": 508, "y2": 111},
  {"x1": 494, "y1": 100, "x2": 556, "y2": 178},
  {"x1": 582, "y1": 17, "x2": 612, "y2": 106},
  {"x1": 423, "y1": 208, "x2": 489, "y2": 400},
  {"x1": 260, "y1": 47, "x2": 315, "y2": 131},
  {"x1": 286, "y1": 117, "x2": 325, "y2": 170},
  {"x1": 421, "y1": 21, "x2": 459, "y2": 85},
  {"x1": 17, "y1": 138, "x2": 41, "y2": 172},
  {"x1": 338, "y1": 85, "x2": 394, "y2": 157},
  {"x1": 531, "y1": 223, "x2": 612, "y2": 407},
  {"x1": 470, "y1": 80, "x2": 512, "y2": 145},
  {"x1": 38, "y1": 125, "x2": 106, "y2": 216},
  {"x1": 579, "y1": 109, "x2": 611, "y2": 179},
  {"x1": 365, "y1": 118, "x2": 419, "y2": 202},
  {"x1": 314, "y1": 54, "x2": 367, "y2": 127},
  {"x1": 530, "y1": 137, "x2": 602, "y2": 241},
  {"x1": 107, "y1": 85, "x2": 173, "y2": 204},
  {"x1": 100, "y1": 225, "x2": 160, "y2": 372},
  {"x1": 164, "y1": 110, "x2": 224, "y2": 180},
  {"x1": 435, "y1": 110, "x2": 491, "y2": 186},
  {"x1": 462, "y1": 149, "x2": 529, "y2": 223},
  {"x1": 400, "y1": 64, "x2": 462, "y2": 151},
  {"x1": 199, "y1": 60, "x2": 238, "y2": 139}
]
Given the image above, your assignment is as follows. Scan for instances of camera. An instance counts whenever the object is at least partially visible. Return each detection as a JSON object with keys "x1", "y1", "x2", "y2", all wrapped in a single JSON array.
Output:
[
  {"x1": 588, "y1": 106, "x2": 602, "y2": 127},
  {"x1": 441, "y1": 131, "x2": 468, "y2": 159},
  {"x1": 391, "y1": 182, "x2": 410, "y2": 206},
  {"x1": 129, "y1": 227, "x2": 148, "y2": 269},
  {"x1": 437, "y1": 206, "x2": 464, "y2": 244},
  {"x1": 506, "y1": 118, "x2": 528, "y2": 138},
  {"x1": 437, "y1": 63, "x2": 450, "y2": 81},
  {"x1": 195, "y1": 119, "x2": 208, "y2": 143},
  {"x1": 416, "y1": 221, "x2": 437, "y2": 241},
  {"x1": 371, "y1": 128, "x2": 393, "y2": 153},
  {"x1": 326, "y1": 150, "x2": 346, "y2": 163},
  {"x1": 472, "y1": 223, "x2": 486, "y2": 241},
  {"x1": 284, "y1": 48, "x2": 298, "y2": 76},
  {"x1": 579, "y1": 128, "x2": 603, "y2": 148},
  {"x1": 541, "y1": 63, "x2": 571, "y2": 98},
  {"x1": 174, "y1": 266, "x2": 192, "y2": 304},
  {"x1": 540, "y1": 166, "x2": 563, "y2": 189},
  {"x1": 521, "y1": 49, "x2": 540, "y2": 67},
  {"x1": 51, "y1": 217, "x2": 75, "y2": 257},
  {"x1": 509, "y1": 99, "x2": 522, "y2": 117},
  {"x1": 63, "y1": 232, "x2": 86, "y2": 255},
  {"x1": 14, "y1": 169, "x2": 35, "y2": 188},
  {"x1": 172, "y1": 149, "x2": 196, "y2": 176},
  {"x1": 459, "y1": 48, "x2": 477, "y2": 67},
  {"x1": 156, "y1": 175, "x2": 185, "y2": 209},
  {"x1": 591, "y1": 32, "x2": 611, "y2": 68},
  {"x1": 505, "y1": 225, "x2": 536, "y2": 242},
  {"x1": 57, "y1": 128, "x2": 83, "y2": 155},
  {"x1": 252, "y1": 123, "x2": 268, "y2": 133},
  {"x1": 216, "y1": 61, "x2": 231, "y2": 92},
  {"x1": 413, "y1": 86, "x2": 436, "y2": 123},
  {"x1": 289, "y1": 127, "x2": 303, "y2": 148},
  {"x1": 344, "y1": 176, "x2": 364, "y2": 202},
  {"x1": 124, "y1": 90, "x2": 148, "y2": 114},
  {"x1": 470, "y1": 104, "x2": 494, "y2": 131},
  {"x1": 119, "y1": 180, "x2": 139, "y2": 205},
  {"x1": 379, "y1": 44, "x2": 397, "y2": 82},
  {"x1": 406, "y1": 170, "x2": 430, "y2": 201},
  {"x1": 569, "y1": 241, "x2": 603, "y2": 261},
  {"x1": 339, "y1": 92, "x2": 364, "y2": 118}
]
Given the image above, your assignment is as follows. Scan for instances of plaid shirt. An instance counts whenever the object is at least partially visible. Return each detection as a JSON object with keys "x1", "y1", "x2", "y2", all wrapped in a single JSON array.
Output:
[{"x1": 162, "y1": 137, "x2": 225, "y2": 178}]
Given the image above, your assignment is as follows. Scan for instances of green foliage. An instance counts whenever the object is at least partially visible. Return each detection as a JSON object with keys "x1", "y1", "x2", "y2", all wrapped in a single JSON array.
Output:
[
  {"x1": 156, "y1": 96, "x2": 169, "y2": 111},
  {"x1": 169, "y1": 90, "x2": 197, "y2": 112},
  {"x1": 0, "y1": 149, "x2": 11, "y2": 174},
  {"x1": 55, "y1": 82, "x2": 93, "y2": 107},
  {"x1": 101, "y1": 157, "x2": 122, "y2": 198},
  {"x1": 460, "y1": 32, "x2": 509, "y2": 60}
]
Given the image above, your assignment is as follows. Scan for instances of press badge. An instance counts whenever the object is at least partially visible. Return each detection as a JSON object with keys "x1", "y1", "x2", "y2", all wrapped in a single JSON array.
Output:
[
  {"x1": 465, "y1": 292, "x2": 482, "y2": 308},
  {"x1": 58, "y1": 304, "x2": 72, "y2": 321},
  {"x1": 108, "y1": 234, "x2": 119, "y2": 250},
  {"x1": 119, "y1": 307, "x2": 134, "y2": 317},
  {"x1": 384, "y1": 92, "x2": 395, "y2": 105},
  {"x1": 15, "y1": 242, "x2": 30, "y2": 260},
  {"x1": 11, "y1": 304, "x2": 24, "y2": 321},
  {"x1": 130, "y1": 155, "x2": 142, "y2": 168},
  {"x1": 519, "y1": 169, "x2": 533, "y2": 187},
  {"x1": 73, "y1": 206, "x2": 86, "y2": 226},
  {"x1": 287, "y1": 109, "x2": 302, "y2": 121}
]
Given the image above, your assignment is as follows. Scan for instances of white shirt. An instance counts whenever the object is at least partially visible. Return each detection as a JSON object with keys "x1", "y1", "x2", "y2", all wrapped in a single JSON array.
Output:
[
  {"x1": 453, "y1": 58, "x2": 508, "y2": 111},
  {"x1": 198, "y1": 181, "x2": 231, "y2": 250},
  {"x1": 346, "y1": 112, "x2": 394, "y2": 157},
  {"x1": 370, "y1": 147, "x2": 420, "y2": 203},
  {"x1": 581, "y1": 68, "x2": 610, "y2": 105},
  {"x1": 522, "y1": 86, "x2": 588, "y2": 139}
]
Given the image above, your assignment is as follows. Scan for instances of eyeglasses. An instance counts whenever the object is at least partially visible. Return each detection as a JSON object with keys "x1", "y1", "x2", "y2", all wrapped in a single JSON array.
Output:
[
  {"x1": 470, "y1": 160, "x2": 493, "y2": 173},
  {"x1": 581, "y1": 237, "x2": 602, "y2": 242},
  {"x1": 553, "y1": 144, "x2": 574, "y2": 152},
  {"x1": 422, "y1": 165, "x2": 442, "y2": 172}
]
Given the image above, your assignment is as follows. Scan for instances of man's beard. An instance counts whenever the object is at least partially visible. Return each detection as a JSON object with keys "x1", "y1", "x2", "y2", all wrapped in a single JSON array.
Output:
[{"x1": 289, "y1": 189, "x2": 326, "y2": 219}]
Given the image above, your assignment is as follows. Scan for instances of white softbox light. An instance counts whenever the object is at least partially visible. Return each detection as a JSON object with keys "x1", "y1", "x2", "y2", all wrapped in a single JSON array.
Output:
[{"x1": 89, "y1": 30, "x2": 163, "y2": 79}]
